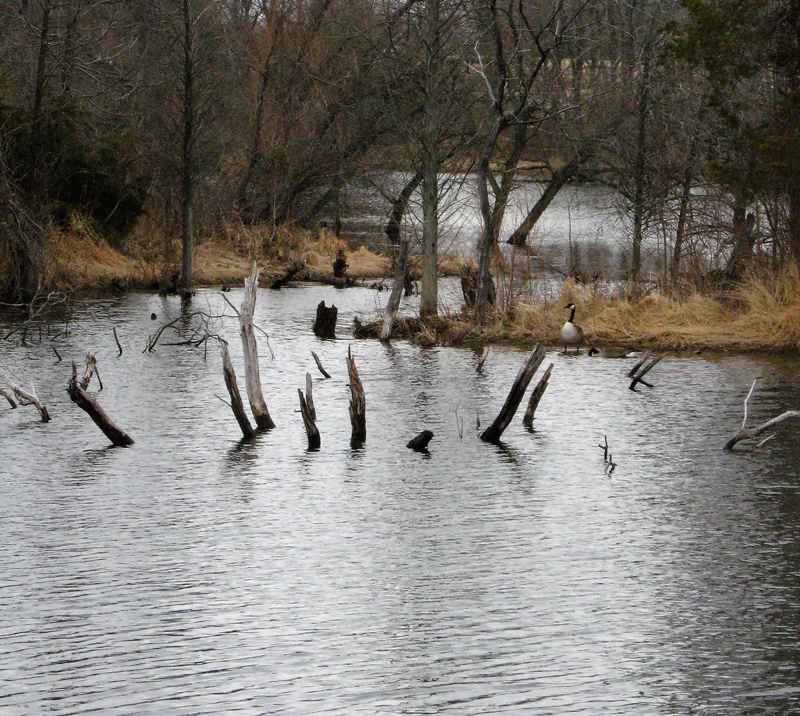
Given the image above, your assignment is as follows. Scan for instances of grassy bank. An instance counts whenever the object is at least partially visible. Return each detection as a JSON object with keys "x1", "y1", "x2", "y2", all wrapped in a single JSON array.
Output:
[
  {"x1": 1, "y1": 220, "x2": 399, "y2": 295},
  {"x1": 357, "y1": 271, "x2": 800, "y2": 353}
]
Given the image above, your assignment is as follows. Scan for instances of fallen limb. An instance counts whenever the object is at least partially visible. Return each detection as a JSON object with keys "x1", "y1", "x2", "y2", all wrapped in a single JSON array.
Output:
[
  {"x1": 270, "y1": 260, "x2": 305, "y2": 289},
  {"x1": 311, "y1": 351, "x2": 331, "y2": 379},
  {"x1": 476, "y1": 347, "x2": 489, "y2": 373},
  {"x1": 481, "y1": 343, "x2": 545, "y2": 443},
  {"x1": 0, "y1": 367, "x2": 50, "y2": 421},
  {"x1": 67, "y1": 362, "x2": 133, "y2": 446},
  {"x1": 346, "y1": 346, "x2": 366, "y2": 447},
  {"x1": 522, "y1": 362, "x2": 553, "y2": 427},
  {"x1": 724, "y1": 377, "x2": 799, "y2": 451},
  {"x1": 220, "y1": 341, "x2": 256, "y2": 440},
  {"x1": 113, "y1": 327, "x2": 123, "y2": 356},
  {"x1": 1, "y1": 388, "x2": 16, "y2": 408},
  {"x1": 239, "y1": 264, "x2": 275, "y2": 430}
]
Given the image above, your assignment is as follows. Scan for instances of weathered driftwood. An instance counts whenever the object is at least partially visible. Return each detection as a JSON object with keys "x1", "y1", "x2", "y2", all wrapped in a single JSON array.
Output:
[
  {"x1": 220, "y1": 341, "x2": 256, "y2": 440},
  {"x1": 346, "y1": 346, "x2": 366, "y2": 447},
  {"x1": 314, "y1": 301, "x2": 338, "y2": 339},
  {"x1": 629, "y1": 354, "x2": 664, "y2": 391},
  {"x1": 269, "y1": 259, "x2": 305, "y2": 289},
  {"x1": 476, "y1": 346, "x2": 489, "y2": 373},
  {"x1": 724, "y1": 377, "x2": 800, "y2": 451},
  {"x1": 80, "y1": 353, "x2": 103, "y2": 391},
  {"x1": 522, "y1": 362, "x2": 553, "y2": 427},
  {"x1": 305, "y1": 372, "x2": 316, "y2": 421},
  {"x1": 67, "y1": 362, "x2": 133, "y2": 446},
  {"x1": 311, "y1": 350, "x2": 331, "y2": 379},
  {"x1": 0, "y1": 367, "x2": 50, "y2": 422},
  {"x1": 239, "y1": 264, "x2": 275, "y2": 430},
  {"x1": 481, "y1": 343, "x2": 545, "y2": 443},
  {"x1": 407, "y1": 430, "x2": 433, "y2": 451},
  {"x1": 1, "y1": 388, "x2": 16, "y2": 408},
  {"x1": 113, "y1": 327, "x2": 123, "y2": 356},
  {"x1": 298, "y1": 387, "x2": 320, "y2": 450}
]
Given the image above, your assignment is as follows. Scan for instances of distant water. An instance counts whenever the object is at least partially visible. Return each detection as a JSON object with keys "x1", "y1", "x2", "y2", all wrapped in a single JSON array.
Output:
[{"x1": 1, "y1": 284, "x2": 799, "y2": 715}]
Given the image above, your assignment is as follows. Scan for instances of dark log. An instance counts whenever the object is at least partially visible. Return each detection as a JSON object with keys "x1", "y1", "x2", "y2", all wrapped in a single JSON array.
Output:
[
  {"x1": 627, "y1": 350, "x2": 652, "y2": 378},
  {"x1": 298, "y1": 387, "x2": 320, "y2": 450},
  {"x1": 480, "y1": 343, "x2": 545, "y2": 443},
  {"x1": 629, "y1": 354, "x2": 664, "y2": 391},
  {"x1": 522, "y1": 362, "x2": 553, "y2": 427},
  {"x1": 314, "y1": 301, "x2": 338, "y2": 339},
  {"x1": 220, "y1": 342, "x2": 256, "y2": 440},
  {"x1": 407, "y1": 430, "x2": 433, "y2": 451},
  {"x1": 67, "y1": 362, "x2": 133, "y2": 446},
  {"x1": 270, "y1": 259, "x2": 305, "y2": 289},
  {"x1": 311, "y1": 350, "x2": 331, "y2": 378},
  {"x1": 346, "y1": 346, "x2": 366, "y2": 447}
]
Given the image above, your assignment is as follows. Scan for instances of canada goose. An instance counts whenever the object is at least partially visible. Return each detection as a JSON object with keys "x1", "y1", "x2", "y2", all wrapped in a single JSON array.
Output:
[
  {"x1": 559, "y1": 303, "x2": 585, "y2": 353},
  {"x1": 588, "y1": 346, "x2": 637, "y2": 359}
]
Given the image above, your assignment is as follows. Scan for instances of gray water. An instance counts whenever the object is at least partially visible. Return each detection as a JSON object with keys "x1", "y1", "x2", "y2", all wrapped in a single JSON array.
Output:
[{"x1": 1, "y1": 284, "x2": 800, "y2": 715}]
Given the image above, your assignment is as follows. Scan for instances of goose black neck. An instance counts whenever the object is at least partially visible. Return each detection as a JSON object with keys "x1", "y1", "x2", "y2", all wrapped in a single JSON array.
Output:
[{"x1": 568, "y1": 305, "x2": 576, "y2": 322}]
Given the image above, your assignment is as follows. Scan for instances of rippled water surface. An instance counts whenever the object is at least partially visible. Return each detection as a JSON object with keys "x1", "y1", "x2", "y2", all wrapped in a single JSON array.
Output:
[{"x1": 1, "y1": 285, "x2": 799, "y2": 715}]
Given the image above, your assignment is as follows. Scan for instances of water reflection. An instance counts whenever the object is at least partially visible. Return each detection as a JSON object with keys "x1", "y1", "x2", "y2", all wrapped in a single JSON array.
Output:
[{"x1": 1, "y1": 285, "x2": 799, "y2": 715}]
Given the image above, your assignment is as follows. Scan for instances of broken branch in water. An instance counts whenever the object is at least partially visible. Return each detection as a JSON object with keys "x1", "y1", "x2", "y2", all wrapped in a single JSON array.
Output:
[
  {"x1": 724, "y1": 378, "x2": 799, "y2": 451},
  {"x1": 298, "y1": 386, "x2": 320, "y2": 451},
  {"x1": 220, "y1": 340, "x2": 256, "y2": 440},
  {"x1": 476, "y1": 347, "x2": 489, "y2": 373},
  {"x1": 0, "y1": 367, "x2": 50, "y2": 421},
  {"x1": 346, "y1": 345, "x2": 366, "y2": 448},
  {"x1": 113, "y1": 327, "x2": 123, "y2": 356},
  {"x1": 67, "y1": 361, "x2": 133, "y2": 446},
  {"x1": 522, "y1": 362, "x2": 553, "y2": 427},
  {"x1": 629, "y1": 354, "x2": 664, "y2": 391},
  {"x1": 312, "y1": 350, "x2": 331, "y2": 379}
]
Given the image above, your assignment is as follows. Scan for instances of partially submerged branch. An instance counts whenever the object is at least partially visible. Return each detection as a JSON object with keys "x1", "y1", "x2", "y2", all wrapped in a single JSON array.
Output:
[
  {"x1": 725, "y1": 377, "x2": 799, "y2": 451},
  {"x1": 0, "y1": 367, "x2": 50, "y2": 421},
  {"x1": 220, "y1": 340, "x2": 256, "y2": 440},
  {"x1": 67, "y1": 361, "x2": 133, "y2": 446}
]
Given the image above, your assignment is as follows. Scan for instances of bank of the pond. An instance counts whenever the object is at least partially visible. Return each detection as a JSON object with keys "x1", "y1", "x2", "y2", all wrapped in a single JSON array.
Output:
[{"x1": 357, "y1": 272, "x2": 800, "y2": 354}]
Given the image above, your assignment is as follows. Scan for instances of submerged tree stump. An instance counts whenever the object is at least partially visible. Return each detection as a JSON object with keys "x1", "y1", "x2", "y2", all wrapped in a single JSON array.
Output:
[
  {"x1": 220, "y1": 341, "x2": 256, "y2": 440},
  {"x1": 67, "y1": 362, "x2": 133, "y2": 446},
  {"x1": 407, "y1": 430, "x2": 433, "y2": 451},
  {"x1": 314, "y1": 301, "x2": 338, "y2": 339},
  {"x1": 298, "y1": 387, "x2": 320, "y2": 450},
  {"x1": 480, "y1": 343, "x2": 545, "y2": 443},
  {"x1": 239, "y1": 263, "x2": 275, "y2": 430},
  {"x1": 522, "y1": 362, "x2": 553, "y2": 427},
  {"x1": 346, "y1": 346, "x2": 366, "y2": 447}
]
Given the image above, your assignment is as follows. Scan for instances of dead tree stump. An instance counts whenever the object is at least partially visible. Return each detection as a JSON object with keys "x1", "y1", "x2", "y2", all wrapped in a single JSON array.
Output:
[
  {"x1": 220, "y1": 341, "x2": 256, "y2": 440},
  {"x1": 314, "y1": 301, "x2": 338, "y2": 339},
  {"x1": 480, "y1": 343, "x2": 545, "y2": 443},
  {"x1": 522, "y1": 362, "x2": 553, "y2": 427},
  {"x1": 67, "y1": 362, "x2": 133, "y2": 446},
  {"x1": 346, "y1": 346, "x2": 366, "y2": 447},
  {"x1": 239, "y1": 264, "x2": 275, "y2": 430},
  {"x1": 298, "y1": 387, "x2": 320, "y2": 450},
  {"x1": 407, "y1": 430, "x2": 433, "y2": 451}
]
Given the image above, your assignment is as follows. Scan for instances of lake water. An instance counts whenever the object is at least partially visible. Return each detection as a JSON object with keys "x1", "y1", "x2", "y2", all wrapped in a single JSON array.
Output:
[{"x1": 1, "y1": 284, "x2": 799, "y2": 715}]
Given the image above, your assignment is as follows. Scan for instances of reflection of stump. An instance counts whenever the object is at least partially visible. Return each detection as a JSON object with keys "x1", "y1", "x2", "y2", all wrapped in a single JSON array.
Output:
[
  {"x1": 313, "y1": 301, "x2": 338, "y2": 338},
  {"x1": 333, "y1": 249, "x2": 347, "y2": 279},
  {"x1": 460, "y1": 264, "x2": 495, "y2": 307}
]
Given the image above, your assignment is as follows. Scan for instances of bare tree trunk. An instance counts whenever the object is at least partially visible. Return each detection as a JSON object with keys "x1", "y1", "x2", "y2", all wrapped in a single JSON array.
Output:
[
  {"x1": 381, "y1": 171, "x2": 422, "y2": 340},
  {"x1": 180, "y1": 0, "x2": 195, "y2": 292},
  {"x1": 671, "y1": 159, "x2": 694, "y2": 285},
  {"x1": 474, "y1": 119, "x2": 505, "y2": 326},
  {"x1": 239, "y1": 264, "x2": 275, "y2": 430},
  {"x1": 32, "y1": 0, "x2": 52, "y2": 121},
  {"x1": 631, "y1": 54, "x2": 650, "y2": 282},
  {"x1": 788, "y1": 180, "x2": 800, "y2": 267},
  {"x1": 724, "y1": 196, "x2": 755, "y2": 281}
]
